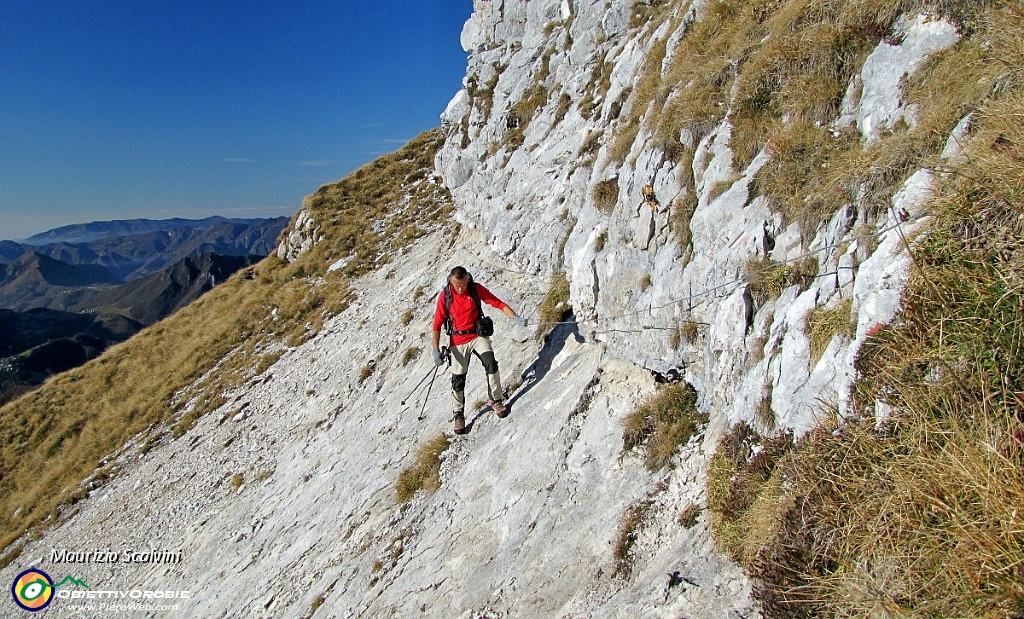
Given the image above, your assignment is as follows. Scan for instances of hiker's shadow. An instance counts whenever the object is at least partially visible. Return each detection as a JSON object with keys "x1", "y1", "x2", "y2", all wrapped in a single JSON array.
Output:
[
  {"x1": 466, "y1": 316, "x2": 582, "y2": 431},
  {"x1": 509, "y1": 317, "x2": 584, "y2": 406}
]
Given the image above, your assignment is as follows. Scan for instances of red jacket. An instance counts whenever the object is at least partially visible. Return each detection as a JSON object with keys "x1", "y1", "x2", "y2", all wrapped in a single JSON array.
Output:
[{"x1": 432, "y1": 282, "x2": 508, "y2": 346}]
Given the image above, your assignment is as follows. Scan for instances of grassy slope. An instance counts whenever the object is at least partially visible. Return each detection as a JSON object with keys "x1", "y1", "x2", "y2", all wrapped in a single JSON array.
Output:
[
  {"x1": 0, "y1": 129, "x2": 452, "y2": 559},
  {"x1": 627, "y1": 0, "x2": 1024, "y2": 616}
]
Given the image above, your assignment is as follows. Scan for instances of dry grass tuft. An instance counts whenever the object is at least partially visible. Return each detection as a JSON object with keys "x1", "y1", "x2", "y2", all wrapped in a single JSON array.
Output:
[
  {"x1": 592, "y1": 178, "x2": 619, "y2": 213},
  {"x1": 755, "y1": 121, "x2": 859, "y2": 234},
  {"x1": 607, "y1": 117, "x2": 643, "y2": 167},
  {"x1": 578, "y1": 52, "x2": 614, "y2": 121},
  {"x1": 745, "y1": 259, "x2": 789, "y2": 307},
  {"x1": 622, "y1": 382, "x2": 706, "y2": 470},
  {"x1": 612, "y1": 498, "x2": 654, "y2": 577},
  {"x1": 678, "y1": 503, "x2": 702, "y2": 529},
  {"x1": 614, "y1": 0, "x2": 998, "y2": 239},
  {"x1": 754, "y1": 392, "x2": 776, "y2": 434},
  {"x1": 504, "y1": 83, "x2": 549, "y2": 150},
  {"x1": 536, "y1": 271, "x2": 572, "y2": 340},
  {"x1": 669, "y1": 319, "x2": 701, "y2": 349},
  {"x1": 670, "y1": 193, "x2": 698, "y2": 249},
  {"x1": 745, "y1": 256, "x2": 818, "y2": 307},
  {"x1": 707, "y1": 422, "x2": 794, "y2": 567},
  {"x1": 806, "y1": 298, "x2": 854, "y2": 362},
  {"x1": 551, "y1": 91, "x2": 573, "y2": 128},
  {"x1": 395, "y1": 434, "x2": 451, "y2": 503},
  {"x1": 400, "y1": 347, "x2": 421, "y2": 367}
]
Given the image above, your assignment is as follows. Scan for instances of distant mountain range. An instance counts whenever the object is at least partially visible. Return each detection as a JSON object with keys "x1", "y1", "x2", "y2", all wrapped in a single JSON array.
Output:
[
  {"x1": 0, "y1": 251, "x2": 263, "y2": 319},
  {"x1": 0, "y1": 216, "x2": 288, "y2": 402},
  {"x1": 2, "y1": 216, "x2": 288, "y2": 281},
  {"x1": 17, "y1": 215, "x2": 275, "y2": 245}
]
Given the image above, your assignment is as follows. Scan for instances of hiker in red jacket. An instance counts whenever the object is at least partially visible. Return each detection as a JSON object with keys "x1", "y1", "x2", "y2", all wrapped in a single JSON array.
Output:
[{"x1": 431, "y1": 266, "x2": 526, "y2": 434}]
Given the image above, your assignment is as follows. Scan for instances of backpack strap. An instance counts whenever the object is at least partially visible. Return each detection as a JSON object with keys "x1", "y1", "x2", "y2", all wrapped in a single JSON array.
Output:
[
  {"x1": 442, "y1": 284, "x2": 454, "y2": 336},
  {"x1": 442, "y1": 274, "x2": 482, "y2": 337},
  {"x1": 466, "y1": 275, "x2": 484, "y2": 318}
]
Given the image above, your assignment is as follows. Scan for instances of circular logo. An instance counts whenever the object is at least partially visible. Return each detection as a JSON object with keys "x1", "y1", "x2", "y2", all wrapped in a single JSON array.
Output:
[{"x1": 11, "y1": 569, "x2": 54, "y2": 612}]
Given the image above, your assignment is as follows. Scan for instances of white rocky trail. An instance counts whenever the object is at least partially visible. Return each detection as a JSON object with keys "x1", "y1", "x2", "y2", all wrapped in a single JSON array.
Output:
[{"x1": 14, "y1": 230, "x2": 755, "y2": 618}]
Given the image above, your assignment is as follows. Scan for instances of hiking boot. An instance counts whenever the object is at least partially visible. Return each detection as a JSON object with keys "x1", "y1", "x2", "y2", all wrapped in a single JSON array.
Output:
[
  {"x1": 490, "y1": 400, "x2": 508, "y2": 418},
  {"x1": 452, "y1": 410, "x2": 467, "y2": 435}
]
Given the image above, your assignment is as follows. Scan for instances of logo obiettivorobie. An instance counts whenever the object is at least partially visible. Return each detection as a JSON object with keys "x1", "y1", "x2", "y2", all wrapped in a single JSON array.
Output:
[{"x1": 11, "y1": 569, "x2": 54, "y2": 612}]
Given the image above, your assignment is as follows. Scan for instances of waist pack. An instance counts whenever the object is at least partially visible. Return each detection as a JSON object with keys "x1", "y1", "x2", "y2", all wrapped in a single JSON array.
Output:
[{"x1": 476, "y1": 315, "x2": 494, "y2": 337}]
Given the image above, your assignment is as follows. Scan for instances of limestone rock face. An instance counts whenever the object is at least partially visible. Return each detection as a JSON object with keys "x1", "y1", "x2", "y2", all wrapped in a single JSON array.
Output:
[
  {"x1": 276, "y1": 207, "x2": 319, "y2": 262},
  {"x1": 837, "y1": 14, "x2": 960, "y2": 142},
  {"x1": 434, "y1": 0, "x2": 960, "y2": 440},
  {"x1": 0, "y1": 2, "x2": 974, "y2": 618}
]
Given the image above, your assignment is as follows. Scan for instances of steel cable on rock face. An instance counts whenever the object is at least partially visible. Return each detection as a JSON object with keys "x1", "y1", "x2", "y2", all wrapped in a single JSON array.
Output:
[{"x1": 515, "y1": 209, "x2": 930, "y2": 332}]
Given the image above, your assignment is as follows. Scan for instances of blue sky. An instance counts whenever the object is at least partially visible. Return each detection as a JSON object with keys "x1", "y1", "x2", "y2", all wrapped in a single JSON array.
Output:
[{"x1": 0, "y1": 1, "x2": 473, "y2": 240}]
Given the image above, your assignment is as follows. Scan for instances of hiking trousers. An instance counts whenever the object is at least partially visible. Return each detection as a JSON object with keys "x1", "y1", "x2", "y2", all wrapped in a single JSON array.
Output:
[{"x1": 449, "y1": 336, "x2": 502, "y2": 411}]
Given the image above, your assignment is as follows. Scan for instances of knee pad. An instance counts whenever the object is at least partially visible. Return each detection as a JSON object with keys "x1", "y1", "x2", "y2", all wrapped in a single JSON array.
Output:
[
  {"x1": 479, "y1": 351, "x2": 499, "y2": 375},
  {"x1": 451, "y1": 373, "x2": 467, "y2": 392}
]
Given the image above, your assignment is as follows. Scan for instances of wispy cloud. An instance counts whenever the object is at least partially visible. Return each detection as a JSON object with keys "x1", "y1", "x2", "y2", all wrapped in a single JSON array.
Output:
[{"x1": 219, "y1": 158, "x2": 255, "y2": 163}]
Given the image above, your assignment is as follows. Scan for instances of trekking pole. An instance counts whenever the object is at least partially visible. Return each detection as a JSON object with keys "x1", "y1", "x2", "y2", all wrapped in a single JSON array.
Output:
[
  {"x1": 401, "y1": 366, "x2": 437, "y2": 406},
  {"x1": 400, "y1": 346, "x2": 449, "y2": 406},
  {"x1": 417, "y1": 363, "x2": 440, "y2": 421}
]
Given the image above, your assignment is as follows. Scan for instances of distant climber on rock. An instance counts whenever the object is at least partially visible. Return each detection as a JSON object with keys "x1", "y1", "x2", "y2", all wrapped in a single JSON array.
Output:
[
  {"x1": 636, "y1": 183, "x2": 660, "y2": 215},
  {"x1": 431, "y1": 266, "x2": 526, "y2": 435}
]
